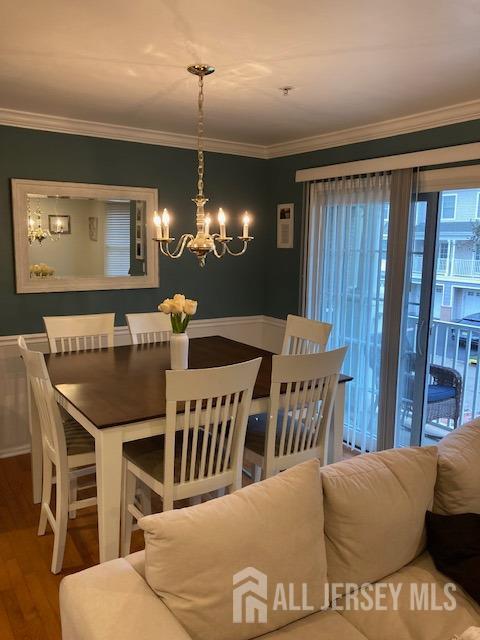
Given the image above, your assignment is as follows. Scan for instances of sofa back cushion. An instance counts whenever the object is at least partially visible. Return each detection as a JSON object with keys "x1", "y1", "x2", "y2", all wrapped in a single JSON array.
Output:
[
  {"x1": 435, "y1": 419, "x2": 480, "y2": 515},
  {"x1": 321, "y1": 446, "x2": 438, "y2": 592},
  {"x1": 139, "y1": 460, "x2": 327, "y2": 640}
]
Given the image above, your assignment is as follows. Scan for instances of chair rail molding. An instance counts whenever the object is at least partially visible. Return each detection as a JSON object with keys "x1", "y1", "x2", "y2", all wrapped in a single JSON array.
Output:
[{"x1": 0, "y1": 315, "x2": 286, "y2": 458}]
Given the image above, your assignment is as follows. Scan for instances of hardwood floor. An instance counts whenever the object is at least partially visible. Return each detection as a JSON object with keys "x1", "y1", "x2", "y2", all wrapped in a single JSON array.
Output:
[{"x1": 0, "y1": 447, "x2": 357, "y2": 639}]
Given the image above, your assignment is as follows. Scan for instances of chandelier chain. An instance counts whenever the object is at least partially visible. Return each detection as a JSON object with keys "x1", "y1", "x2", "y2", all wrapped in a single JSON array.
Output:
[{"x1": 197, "y1": 75, "x2": 205, "y2": 198}]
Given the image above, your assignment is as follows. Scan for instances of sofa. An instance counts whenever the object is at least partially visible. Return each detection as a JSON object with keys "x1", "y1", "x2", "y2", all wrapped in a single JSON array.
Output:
[{"x1": 60, "y1": 419, "x2": 480, "y2": 640}]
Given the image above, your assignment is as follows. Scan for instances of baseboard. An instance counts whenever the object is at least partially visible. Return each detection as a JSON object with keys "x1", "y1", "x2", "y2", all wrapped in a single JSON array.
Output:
[{"x1": 0, "y1": 444, "x2": 31, "y2": 459}]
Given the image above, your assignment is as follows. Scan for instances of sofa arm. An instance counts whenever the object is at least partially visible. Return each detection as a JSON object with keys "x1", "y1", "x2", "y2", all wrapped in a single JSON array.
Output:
[{"x1": 60, "y1": 558, "x2": 192, "y2": 640}]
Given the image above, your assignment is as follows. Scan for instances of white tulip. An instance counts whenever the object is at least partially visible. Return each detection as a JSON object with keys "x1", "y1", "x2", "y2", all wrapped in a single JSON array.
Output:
[
  {"x1": 158, "y1": 299, "x2": 173, "y2": 314},
  {"x1": 173, "y1": 293, "x2": 186, "y2": 305},
  {"x1": 170, "y1": 300, "x2": 184, "y2": 314},
  {"x1": 184, "y1": 299, "x2": 198, "y2": 316}
]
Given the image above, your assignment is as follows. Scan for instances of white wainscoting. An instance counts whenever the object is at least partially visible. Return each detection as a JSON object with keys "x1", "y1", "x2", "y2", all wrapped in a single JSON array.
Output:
[{"x1": 0, "y1": 315, "x2": 286, "y2": 458}]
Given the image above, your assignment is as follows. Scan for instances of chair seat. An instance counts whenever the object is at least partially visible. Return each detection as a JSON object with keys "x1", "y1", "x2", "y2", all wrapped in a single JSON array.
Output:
[
  {"x1": 63, "y1": 418, "x2": 95, "y2": 456},
  {"x1": 123, "y1": 432, "x2": 205, "y2": 484},
  {"x1": 427, "y1": 384, "x2": 456, "y2": 403},
  {"x1": 245, "y1": 412, "x2": 300, "y2": 457}
]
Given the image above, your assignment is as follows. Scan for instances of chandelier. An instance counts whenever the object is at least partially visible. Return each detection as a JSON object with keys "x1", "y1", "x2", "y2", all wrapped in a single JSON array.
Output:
[
  {"x1": 153, "y1": 64, "x2": 253, "y2": 267},
  {"x1": 27, "y1": 205, "x2": 52, "y2": 245}
]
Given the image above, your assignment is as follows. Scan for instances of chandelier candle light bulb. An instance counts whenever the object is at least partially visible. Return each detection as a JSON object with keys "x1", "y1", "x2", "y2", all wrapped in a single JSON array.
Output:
[
  {"x1": 205, "y1": 214, "x2": 211, "y2": 236},
  {"x1": 153, "y1": 211, "x2": 162, "y2": 240},
  {"x1": 161, "y1": 208, "x2": 170, "y2": 239},
  {"x1": 218, "y1": 208, "x2": 226, "y2": 239},
  {"x1": 242, "y1": 212, "x2": 250, "y2": 238}
]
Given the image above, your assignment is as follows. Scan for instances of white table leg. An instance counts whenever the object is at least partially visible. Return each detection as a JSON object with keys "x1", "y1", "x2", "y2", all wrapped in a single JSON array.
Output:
[
  {"x1": 95, "y1": 428, "x2": 124, "y2": 563},
  {"x1": 28, "y1": 381, "x2": 42, "y2": 504},
  {"x1": 328, "y1": 383, "x2": 346, "y2": 464}
]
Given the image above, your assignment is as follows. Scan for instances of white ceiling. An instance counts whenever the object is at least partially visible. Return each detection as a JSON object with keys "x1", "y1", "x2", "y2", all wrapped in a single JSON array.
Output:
[{"x1": 0, "y1": 0, "x2": 479, "y2": 147}]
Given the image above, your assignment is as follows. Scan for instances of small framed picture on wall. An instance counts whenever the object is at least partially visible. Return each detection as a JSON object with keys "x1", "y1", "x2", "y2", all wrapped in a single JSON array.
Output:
[{"x1": 277, "y1": 203, "x2": 294, "y2": 248}]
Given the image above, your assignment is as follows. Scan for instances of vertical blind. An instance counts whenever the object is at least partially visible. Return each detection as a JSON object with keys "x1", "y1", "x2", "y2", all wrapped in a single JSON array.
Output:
[
  {"x1": 104, "y1": 202, "x2": 131, "y2": 277},
  {"x1": 304, "y1": 173, "x2": 391, "y2": 452}
]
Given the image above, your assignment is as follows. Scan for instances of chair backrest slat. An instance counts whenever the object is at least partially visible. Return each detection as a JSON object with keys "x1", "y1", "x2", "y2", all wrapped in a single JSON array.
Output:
[
  {"x1": 164, "y1": 358, "x2": 261, "y2": 500},
  {"x1": 126, "y1": 312, "x2": 171, "y2": 345},
  {"x1": 44, "y1": 313, "x2": 115, "y2": 354},
  {"x1": 282, "y1": 314, "x2": 332, "y2": 356},
  {"x1": 264, "y1": 347, "x2": 347, "y2": 477}
]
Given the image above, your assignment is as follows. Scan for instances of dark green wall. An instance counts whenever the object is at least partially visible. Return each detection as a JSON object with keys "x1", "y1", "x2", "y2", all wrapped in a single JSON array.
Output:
[
  {"x1": 0, "y1": 125, "x2": 269, "y2": 335},
  {"x1": 265, "y1": 119, "x2": 480, "y2": 319},
  {"x1": 3, "y1": 119, "x2": 480, "y2": 335}
]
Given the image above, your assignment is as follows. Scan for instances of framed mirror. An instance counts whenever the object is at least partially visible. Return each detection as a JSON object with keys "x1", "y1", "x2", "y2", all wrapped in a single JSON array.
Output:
[{"x1": 11, "y1": 179, "x2": 159, "y2": 293}]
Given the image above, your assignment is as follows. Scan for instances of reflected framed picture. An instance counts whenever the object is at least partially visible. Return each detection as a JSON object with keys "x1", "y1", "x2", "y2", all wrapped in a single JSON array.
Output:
[
  {"x1": 48, "y1": 214, "x2": 70, "y2": 234},
  {"x1": 88, "y1": 216, "x2": 98, "y2": 241},
  {"x1": 277, "y1": 203, "x2": 294, "y2": 248}
]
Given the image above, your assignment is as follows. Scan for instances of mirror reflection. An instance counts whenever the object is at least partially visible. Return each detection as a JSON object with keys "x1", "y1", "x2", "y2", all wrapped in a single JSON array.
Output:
[{"x1": 26, "y1": 195, "x2": 147, "y2": 279}]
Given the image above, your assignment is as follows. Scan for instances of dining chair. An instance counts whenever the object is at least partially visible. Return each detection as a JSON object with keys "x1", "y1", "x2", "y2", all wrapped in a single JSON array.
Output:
[
  {"x1": 43, "y1": 313, "x2": 115, "y2": 353},
  {"x1": 281, "y1": 314, "x2": 332, "y2": 355},
  {"x1": 18, "y1": 337, "x2": 97, "y2": 574},
  {"x1": 244, "y1": 347, "x2": 347, "y2": 481},
  {"x1": 126, "y1": 311, "x2": 171, "y2": 345},
  {"x1": 120, "y1": 357, "x2": 262, "y2": 556}
]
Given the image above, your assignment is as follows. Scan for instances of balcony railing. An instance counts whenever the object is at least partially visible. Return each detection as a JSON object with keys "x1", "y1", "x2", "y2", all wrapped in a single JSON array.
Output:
[
  {"x1": 412, "y1": 255, "x2": 480, "y2": 279},
  {"x1": 429, "y1": 319, "x2": 480, "y2": 425},
  {"x1": 451, "y1": 258, "x2": 480, "y2": 278}
]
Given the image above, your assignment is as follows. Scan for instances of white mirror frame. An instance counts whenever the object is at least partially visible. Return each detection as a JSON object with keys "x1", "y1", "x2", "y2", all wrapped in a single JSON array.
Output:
[{"x1": 12, "y1": 179, "x2": 159, "y2": 293}]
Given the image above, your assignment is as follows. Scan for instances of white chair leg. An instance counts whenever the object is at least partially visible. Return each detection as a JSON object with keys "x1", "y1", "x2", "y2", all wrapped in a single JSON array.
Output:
[
  {"x1": 121, "y1": 463, "x2": 137, "y2": 558},
  {"x1": 51, "y1": 468, "x2": 69, "y2": 574},
  {"x1": 216, "y1": 488, "x2": 226, "y2": 498},
  {"x1": 253, "y1": 464, "x2": 262, "y2": 483},
  {"x1": 189, "y1": 495, "x2": 202, "y2": 506},
  {"x1": 38, "y1": 457, "x2": 53, "y2": 536},
  {"x1": 69, "y1": 476, "x2": 78, "y2": 519},
  {"x1": 162, "y1": 493, "x2": 174, "y2": 512}
]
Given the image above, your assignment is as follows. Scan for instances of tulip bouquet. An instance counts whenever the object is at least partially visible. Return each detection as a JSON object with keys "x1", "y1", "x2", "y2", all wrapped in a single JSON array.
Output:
[{"x1": 158, "y1": 294, "x2": 198, "y2": 334}]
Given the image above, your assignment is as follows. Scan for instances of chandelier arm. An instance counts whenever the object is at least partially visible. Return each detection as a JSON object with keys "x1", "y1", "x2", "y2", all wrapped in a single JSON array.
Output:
[
  {"x1": 158, "y1": 234, "x2": 194, "y2": 259},
  {"x1": 210, "y1": 234, "x2": 228, "y2": 258},
  {"x1": 224, "y1": 239, "x2": 251, "y2": 257}
]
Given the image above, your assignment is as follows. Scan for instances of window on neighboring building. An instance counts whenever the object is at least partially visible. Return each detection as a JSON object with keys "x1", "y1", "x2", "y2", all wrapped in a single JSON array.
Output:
[
  {"x1": 439, "y1": 241, "x2": 449, "y2": 259},
  {"x1": 438, "y1": 241, "x2": 449, "y2": 274},
  {"x1": 475, "y1": 243, "x2": 480, "y2": 262},
  {"x1": 104, "y1": 201, "x2": 131, "y2": 276},
  {"x1": 441, "y1": 193, "x2": 457, "y2": 220},
  {"x1": 476, "y1": 192, "x2": 480, "y2": 219}
]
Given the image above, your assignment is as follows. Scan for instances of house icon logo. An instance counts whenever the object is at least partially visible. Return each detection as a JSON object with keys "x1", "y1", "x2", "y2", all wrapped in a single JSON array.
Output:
[{"x1": 233, "y1": 567, "x2": 268, "y2": 623}]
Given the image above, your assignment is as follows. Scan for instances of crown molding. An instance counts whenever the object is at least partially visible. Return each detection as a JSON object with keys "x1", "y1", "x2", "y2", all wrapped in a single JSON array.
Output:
[
  {"x1": 266, "y1": 99, "x2": 480, "y2": 159},
  {"x1": 0, "y1": 107, "x2": 268, "y2": 159},
  {"x1": 0, "y1": 99, "x2": 479, "y2": 160}
]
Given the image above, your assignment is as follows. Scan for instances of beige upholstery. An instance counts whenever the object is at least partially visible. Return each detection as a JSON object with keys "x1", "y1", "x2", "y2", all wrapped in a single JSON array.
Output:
[
  {"x1": 435, "y1": 419, "x2": 480, "y2": 515},
  {"x1": 139, "y1": 459, "x2": 327, "y2": 640},
  {"x1": 257, "y1": 609, "x2": 368, "y2": 639},
  {"x1": 321, "y1": 446, "x2": 438, "y2": 591},
  {"x1": 60, "y1": 558, "x2": 191, "y2": 640},
  {"x1": 338, "y1": 553, "x2": 480, "y2": 640}
]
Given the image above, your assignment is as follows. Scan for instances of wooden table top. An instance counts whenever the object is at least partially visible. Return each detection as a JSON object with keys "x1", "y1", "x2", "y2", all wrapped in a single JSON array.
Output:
[{"x1": 46, "y1": 335, "x2": 351, "y2": 429}]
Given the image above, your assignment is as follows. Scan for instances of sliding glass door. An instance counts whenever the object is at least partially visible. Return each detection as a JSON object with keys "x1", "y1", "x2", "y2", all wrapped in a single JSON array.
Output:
[{"x1": 395, "y1": 188, "x2": 480, "y2": 446}]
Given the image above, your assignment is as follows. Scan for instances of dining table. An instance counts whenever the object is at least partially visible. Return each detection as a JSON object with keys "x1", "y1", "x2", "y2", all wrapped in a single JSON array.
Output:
[{"x1": 37, "y1": 335, "x2": 351, "y2": 563}]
